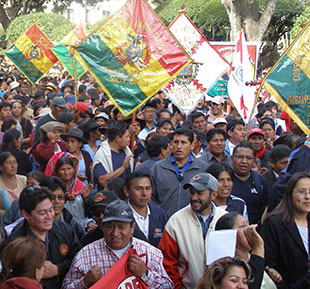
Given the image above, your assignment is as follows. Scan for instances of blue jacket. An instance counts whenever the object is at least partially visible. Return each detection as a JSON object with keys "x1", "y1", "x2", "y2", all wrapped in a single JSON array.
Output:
[{"x1": 133, "y1": 202, "x2": 168, "y2": 248}]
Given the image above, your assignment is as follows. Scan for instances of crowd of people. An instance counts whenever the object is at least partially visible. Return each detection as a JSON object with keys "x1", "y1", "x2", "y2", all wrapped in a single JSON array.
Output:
[{"x1": 0, "y1": 55, "x2": 308, "y2": 289}]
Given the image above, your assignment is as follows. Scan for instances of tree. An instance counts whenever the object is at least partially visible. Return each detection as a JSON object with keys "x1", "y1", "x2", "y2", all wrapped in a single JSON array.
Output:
[
  {"x1": 291, "y1": 6, "x2": 310, "y2": 38},
  {"x1": 6, "y1": 12, "x2": 75, "y2": 43},
  {"x1": 221, "y1": 0, "x2": 276, "y2": 43}
]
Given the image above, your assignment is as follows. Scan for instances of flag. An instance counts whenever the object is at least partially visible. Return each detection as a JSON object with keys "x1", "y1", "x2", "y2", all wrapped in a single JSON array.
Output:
[
  {"x1": 52, "y1": 23, "x2": 89, "y2": 79},
  {"x1": 4, "y1": 23, "x2": 57, "y2": 84},
  {"x1": 166, "y1": 10, "x2": 229, "y2": 115},
  {"x1": 257, "y1": 22, "x2": 310, "y2": 135},
  {"x1": 75, "y1": 0, "x2": 191, "y2": 116},
  {"x1": 228, "y1": 30, "x2": 256, "y2": 123}
]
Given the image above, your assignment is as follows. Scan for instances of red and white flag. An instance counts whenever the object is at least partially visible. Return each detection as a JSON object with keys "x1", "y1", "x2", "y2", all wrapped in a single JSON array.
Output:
[{"x1": 228, "y1": 30, "x2": 256, "y2": 123}]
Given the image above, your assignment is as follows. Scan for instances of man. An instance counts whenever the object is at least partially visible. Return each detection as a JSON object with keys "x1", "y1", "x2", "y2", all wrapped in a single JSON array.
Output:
[
  {"x1": 151, "y1": 128, "x2": 208, "y2": 217},
  {"x1": 138, "y1": 102, "x2": 156, "y2": 142},
  {"x1": 0, "y1": 101, "x2": 11, "y2": 121},
  {"x1": 191, "y1": 111, "x2": 208, "y2": 133},
  {"x1": 155, "y1": 108, "x2": 171, "y2": 123},
  {"x1": 81, "y1": 190, "x2": 119, "y2": 246},
  {"x1": 259, "y1": 118, "x2": 277, "y2": 150},
  {"x1": 247, "y1": 128, "x2": 270, "y2": 171},
  {"x1": 62, "y1": 199, "x2": 173, "y2": 289},
  {"x1": 206, "y1": 96, "x2": 226, "y2": 123},
  {"x1": 0, "y1": 186, "x2": 82, "y2": 289},
  {"x1": 68, "y1": 101, "x2": 89, "y2": 129},
  {"x1": 33, "y1": 97, "x2": 67, "y2": 143},
  {"x1": 135, "y1": 135, "x2": 170, "y2": 175},
  {"x1": 170, "y1": 103, "x2": 185, "y2": 127},
  {"x1": 151, "y1": 96, "x2": 164, "y2": 111},
  {"x1": 199, "y1": 128, "x2": 231, "y2": 168},
  {"x1": 225, "y1": 118, "x2": 245, "y2": 155},
  {"x1": 231, "y1": 142, "x2": 270, "y2": 224},
  {"x1": 158, "y1": 173, "x2": 227, "y2": 289},
  {"x1": 213, "y1": 118, "x2": 227, "y2": 132},
  {"x1": 262, "y1": 144, "x2": 291, "y2": 189},
  {"x1": 124, "y1": 171, "x2": 168, "y2": 248},
  {"x1": 18, "y1": 81, "x2": 30, "y2": 99},
  {"x1": 93, "y1": 121, "x2": 134, "y2": 189},
  {"x1": 264, "y1": 100, "x2": 286, "y2": 135},
  {"x1": 192, "y1": 129, "x2": 205, "y2": 158},
  {"x1": 88, "y1": 90, "x2": 101, "y2": 112}
]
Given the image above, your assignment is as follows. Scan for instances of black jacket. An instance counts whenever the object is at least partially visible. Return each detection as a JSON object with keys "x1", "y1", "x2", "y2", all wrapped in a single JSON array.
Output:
[
  {"x1": 260, "y1": 214, "x2": 310, "y2": 289},
  {"x1": 0, "y1": 220, "x2": 82, "y2": 289},
  {"x1": 262, "y1": 168, "x2": 278, "y2": 190},
  {"x1": 133, "y1": 202, "x2": 168, "y2": 248}
]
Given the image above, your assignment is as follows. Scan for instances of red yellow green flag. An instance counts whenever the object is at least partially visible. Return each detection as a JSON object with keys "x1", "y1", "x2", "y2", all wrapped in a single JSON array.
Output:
[
  {"x1": 76, "y1": 0, "x2": 192, "y2": 116},
  {"x1": 4, "y1": 23, "x2": 57, "y2": 83},
  {"x1": 52, "y1": 23, "x2": 89, "y2": 79}
]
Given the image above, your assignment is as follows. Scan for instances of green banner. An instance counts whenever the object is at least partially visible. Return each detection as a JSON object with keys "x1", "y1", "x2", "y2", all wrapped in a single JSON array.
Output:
[{"x1": 208, "y1": 80, "x2": 228, "y2": 100}]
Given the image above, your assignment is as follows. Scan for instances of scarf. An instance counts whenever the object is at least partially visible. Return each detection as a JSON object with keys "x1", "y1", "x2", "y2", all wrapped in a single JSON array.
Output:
[{"x1": 255, "y1": 145, "x2": 266, "y2": 159}]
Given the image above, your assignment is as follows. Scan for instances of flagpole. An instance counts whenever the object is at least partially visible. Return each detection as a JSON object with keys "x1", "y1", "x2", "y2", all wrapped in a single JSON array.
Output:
[
  {"x1": 72, "y1": 47, "x2": 78, "y2": 110},
  {"x1": 131, "y1": 112, "x2": 136, "y2": 153}
]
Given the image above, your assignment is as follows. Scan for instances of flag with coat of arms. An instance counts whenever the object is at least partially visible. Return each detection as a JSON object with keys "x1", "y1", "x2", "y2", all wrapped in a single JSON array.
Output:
[{"x1": 4, "y1": 23, "x2": 58, "y2": 83}]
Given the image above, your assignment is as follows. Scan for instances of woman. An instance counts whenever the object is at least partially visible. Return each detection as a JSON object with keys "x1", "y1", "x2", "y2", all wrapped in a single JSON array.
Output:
[
  {"x1": 11, "y1": 100, "x2": 33, "y2": 147},
  {"x1": 0, "y1": 237, "x2": 46, "y2": 289},
  {"x1": 1, "y1": 128, "x2": 32, "y2": 176},
  {"x1": 0, "y1": 152, "x2": 26, "y2": 216},
  {"x1": 206, "y1": 163, "x2": 248, "y2": 221},
  {"x1": 61, "y1": 128, "x2": 92, "y2": 183},
  {"x1": 196, "y1": 257, "x2": 250, "y2": 289},
  {"x1": 156, "y1": 119, "x2": 174, "y2": 137},
  {"x1": 33, "y1": 121, "x2": 67, "y2": 171},
  {"x1": 27, "y1": 171, "x2": 47, "y2": 186},
  {"x1": 261, "y1": 172, "x2": 310, "y2": 289}
]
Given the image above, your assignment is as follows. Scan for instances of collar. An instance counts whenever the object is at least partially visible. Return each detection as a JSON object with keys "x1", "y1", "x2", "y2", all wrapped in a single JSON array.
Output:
[
  {"x1": 49, "y1": 111, "x2": 56, "y2": 120},
  {"x1": 170, "y1": 153, "x2": 193, "y2": 167},
  {"x1": 195, "y1": 202, "x2": 215, "y2": 221},
  {"x1": 128, "y1": 201, "x2": 150, "y2": 220}
]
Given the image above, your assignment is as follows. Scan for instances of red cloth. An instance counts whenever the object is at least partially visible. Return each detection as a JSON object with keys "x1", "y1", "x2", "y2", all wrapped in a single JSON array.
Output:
[
  {"x1": 280, "y1": 110, "x2": 291, "y2": 131},
  {"x1": 255, "y1": 145, "x2": 266, "y2": 159},
  {"x1": 0, "y1": 277, "x2": 42, "y2": 289}
]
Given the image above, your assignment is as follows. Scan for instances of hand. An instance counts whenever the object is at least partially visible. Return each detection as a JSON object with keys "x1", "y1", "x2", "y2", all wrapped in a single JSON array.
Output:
[
  {"x1": 122, "y1": 155, "x2": 133, "y2": 170},
  {"x1": 244, "y1": 225, "x2": 264, "y2": 257},
  {"x1": 127, "y1": 255, "x2": 147, "y2": 278},
  {"x1": 83, "y1": 266, "x2": 102, "y2": 288},
  {"x1": 87, "y1": 221, "x2": 98, "y2": 232},
  {"x1": 265, "y1": 266, "x2": 283, "y2": 283},
  {"x1": 78, "y1": 173, "x2": 88, "y2": 182},
  {"x1": 265, "y1": 139, "x2": 273, "y2": 150},
  {"x1": 82, "y1": 183, "x2": 93, "y2": 202},
  {"x1": 135, "y1": 157, "x2": 141, "y2": 169},
  {"x1": 43, "y1": 261, "x2": 58, "y2": 279}
]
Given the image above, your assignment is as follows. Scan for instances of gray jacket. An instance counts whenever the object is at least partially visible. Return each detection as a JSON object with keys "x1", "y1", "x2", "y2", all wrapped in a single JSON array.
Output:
[{"x1": 151, "y1": 153, "x2": 208, "y2": 217}]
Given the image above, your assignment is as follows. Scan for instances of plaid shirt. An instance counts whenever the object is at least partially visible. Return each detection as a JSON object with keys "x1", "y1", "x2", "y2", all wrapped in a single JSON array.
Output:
[{"x1": 61, "y1": 237, "x2": 173, "y2": 289}]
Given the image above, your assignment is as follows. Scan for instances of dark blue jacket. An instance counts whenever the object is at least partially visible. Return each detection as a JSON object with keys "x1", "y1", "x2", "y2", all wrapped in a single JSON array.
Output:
[{"x1": 133, "y1": 202, "x2": 168, "y2": 248}]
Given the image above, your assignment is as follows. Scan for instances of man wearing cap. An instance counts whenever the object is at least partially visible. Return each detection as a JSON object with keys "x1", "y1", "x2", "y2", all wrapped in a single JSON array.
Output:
[
  {"x1": 33, "y1": 96, "x2": 67, "y2": 144},
  {"x1": 94, "y1": 112, "x2": 109, "y2": 129},
  {"x1": 247, "y1": 128, "x2": 270, "y2": 172},
  {"x1": 213, "y1": 118, "x2": 227, "y2": 132},
  {"x1": 206, "y1": 96, "x2": 226, "y2": 123},
  {"x1": 158, "y1": 173, "x2": 227, "y2": 289},
  {"x1": 62, "y1": 199, "x2": 174, "y2": 289},
  {"x1": 87, "y1": 89, "x2": 101, "y2": 113},
  {"x1": 80, "y1": 190, "x2": 119, "y2": 246}
]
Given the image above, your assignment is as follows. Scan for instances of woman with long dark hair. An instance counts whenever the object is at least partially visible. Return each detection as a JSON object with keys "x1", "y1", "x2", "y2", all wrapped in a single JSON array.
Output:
[{"x1": 261, "y1": 172, "x2": 310, "y2": 288}]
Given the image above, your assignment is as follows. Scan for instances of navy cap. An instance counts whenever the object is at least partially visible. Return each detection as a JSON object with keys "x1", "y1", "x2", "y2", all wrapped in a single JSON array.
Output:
[{"x1": 102, "y1": 200, "x2": 134, "y2": 223}]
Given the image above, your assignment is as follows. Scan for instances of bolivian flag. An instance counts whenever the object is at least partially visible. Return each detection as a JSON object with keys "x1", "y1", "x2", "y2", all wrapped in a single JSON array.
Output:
[
  {"x1": 52, "y1": 23, "x2": 89, "y2": 79},
  {"x1": 76, "y1": 0, "x2": 192, "y2": 116},
  {"x1": 4, "y1": 23, "x2": 57, "y2": 84},
  {"x1": 257, "y1": 21, "x2": 310, "y2": 135}
]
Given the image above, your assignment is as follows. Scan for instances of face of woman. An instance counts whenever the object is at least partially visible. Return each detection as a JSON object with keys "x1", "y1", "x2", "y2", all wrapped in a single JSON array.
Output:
[
  {"x1": 66, "y1": 137, "x2": 81, "y2": 154},
  {"x1": 12, "y1": 102, "x2": 22, "y2": 117},
  {"x1": 0, "y1": 155, "x2": 18, "y2": 176},
  {"x1": 220, "y1": 265, "x2": 248, "y2": 289},
  {"x1": 292, "y1": 177, "x2": 310, "y2": 215},
  {"x1": 216, "y1": 171, "x2": 233, "y2": 200},
  {"x1": 51, "y1": 188, "x2": 65, "y2": 216},
  {"x1": 27, "y1": 176, "x2": 40, "y2": 186},
  {"x1": 14, "y1": 137, "x2": 22, "y2": 149},
  {"x1": 158, "y1": 123, "x2": 173, "y2": 136},
  {"x1": 57, "y1": 164, "x2": 75, "y2": 182}
]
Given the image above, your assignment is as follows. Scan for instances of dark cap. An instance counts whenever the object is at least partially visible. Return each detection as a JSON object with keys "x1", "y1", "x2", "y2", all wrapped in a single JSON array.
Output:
[
  {"x1": 34, "y1": 90, "x2": 45, "y2": 99},
  {"x1": 102, "y1": 199, "x2": 134, "y2": 223},
  {"x1": 52, "y1": 97, "x2": 67, "y2": 108},
  {"x1": 58, "y1": 112, "x2": 74, "y2": 124},
  {"x1": 183, "y1": 173, "x2": 218, "y2": 191},
  {"x1": 81, "y1": 119, "x2": 99, "y2": 134},
  {"x1": 90, "y1": 191, "x2": 119, "y2": 209},
  {"x1": 61, "y1": 127, "x2": 87, "y2": 144}
]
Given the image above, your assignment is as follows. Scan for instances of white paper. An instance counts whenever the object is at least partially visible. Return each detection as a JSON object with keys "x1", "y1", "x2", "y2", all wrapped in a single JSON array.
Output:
[{"x1": 206, "y1": 229, "x2": 237, "y2": 265}]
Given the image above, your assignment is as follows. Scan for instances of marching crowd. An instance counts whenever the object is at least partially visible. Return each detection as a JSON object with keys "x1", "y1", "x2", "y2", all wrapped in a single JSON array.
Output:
[{"x1": 0, "y1": 55, "x2": 308, "y2": 289}]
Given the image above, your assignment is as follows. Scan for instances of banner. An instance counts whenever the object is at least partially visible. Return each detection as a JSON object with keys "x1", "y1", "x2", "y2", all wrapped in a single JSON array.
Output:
[
  {"x1": 4, "y1": 23, "x2": 57, "y2": 83},
  {"x1": 75, "y1": 0, "x2": 191, "y2": 116},
  {"x1": 257, "y1": 22, "x2": 310, "y2": 135},
  {"x1": 165, "y1": 11, "x2": 229, "y2": 115},
  {"x1": 52, "y1": 23, "x2": 89, "y2": 79},
  {"x1": 228, "y1": 30, "x2": 256, "y2": 123}
]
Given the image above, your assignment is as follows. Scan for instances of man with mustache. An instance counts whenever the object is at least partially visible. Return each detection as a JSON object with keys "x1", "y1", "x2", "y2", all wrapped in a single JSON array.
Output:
[{"x1": 158, "y1": 173, "x2": 227, "y2": 289}]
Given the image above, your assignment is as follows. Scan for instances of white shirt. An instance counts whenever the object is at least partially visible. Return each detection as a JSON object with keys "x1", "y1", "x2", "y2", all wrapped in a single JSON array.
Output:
[
  {"x1": 228, "y1": 140, "x2": 236, "y2": 155},
  {"x1": 129, "y1": 203, "x2": 150, "y2": 239},
  {"x1": 297, "y1": 225, "x2": 309, "y2": 256}
]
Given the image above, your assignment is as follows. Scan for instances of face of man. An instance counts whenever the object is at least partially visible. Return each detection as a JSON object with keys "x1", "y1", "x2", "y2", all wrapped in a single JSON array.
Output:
[
  {"x1": 214, "y1": 123, "x2": 227, "y2": 132},
  {"x1": 211, "y1": 102, "x2": 223, "y2": 116},
  {"x1": 192, "y1": 116, "x2": 207, "y2": 132},
  {"x1": 248, "y1": 134, "x2": 264, "y2": 152},
  {"x1": 103, "y1": 221, "x2": 135, "y2": 250},
  {"x1": 52, "y1": 105, "x2": 66, "y2": 120},
  {"x1": 159, "y1": 111, "x2": 170, "y2": 121},
  {"x1": 172, "y1": 134, "x2": 193, "y2": 164},
  {"x1": 232, "y1": 147, "x2": 255, "y2": 178},
  {"x1": 125, "y1": 177, "x2": 152, "y2": 210},
  {"x1": 261, "y1": 124, "x2": 275, "y2": 141},
  {"x1": 23, "y1": 198, "x2": 55, "y2": 234},
  {"x1": 0, "y1": 106, "x2": 12, "y2": 120},
  {"x1": 207, "y1": 133, "x2": 225, "y2": 156},
  {"x1": 228, "y1": 124, "x2": 245, "y2": 144},
  {"x1": 189, "y1": 187, "x2": 216, "y2": 215},
  {"x1": 20, "y1": 84, "x2": 28, "y2": 95},
  {"x1": 143, "y1": 107, "x2": 155, "y2": 123},
  {"x1": 271, "y1": 157, "x2": 289, "y2": 175},
  {"x1": 117, "y1": 129, "x2": 130, "y2": 149}
]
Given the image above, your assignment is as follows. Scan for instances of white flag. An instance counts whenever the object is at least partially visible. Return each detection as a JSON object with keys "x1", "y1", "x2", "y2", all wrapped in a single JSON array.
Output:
[{"x1": 228, "y1": 30, "x2": 256, "y2": 123}]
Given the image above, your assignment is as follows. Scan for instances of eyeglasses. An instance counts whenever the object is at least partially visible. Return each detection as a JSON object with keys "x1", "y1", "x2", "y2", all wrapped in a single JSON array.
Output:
[
  {"x1": 293, "y1": 190, "x2": 310, "y2": 196},
  {"x1": 143, "y1": 110, "x2": 155, "y2": 114},
  {"x1": 233, "y1": 155, "x2": 255, "y2": 160},
  {"x1": 52, "y1": 195, "x2": 66, "y2": 201}
]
